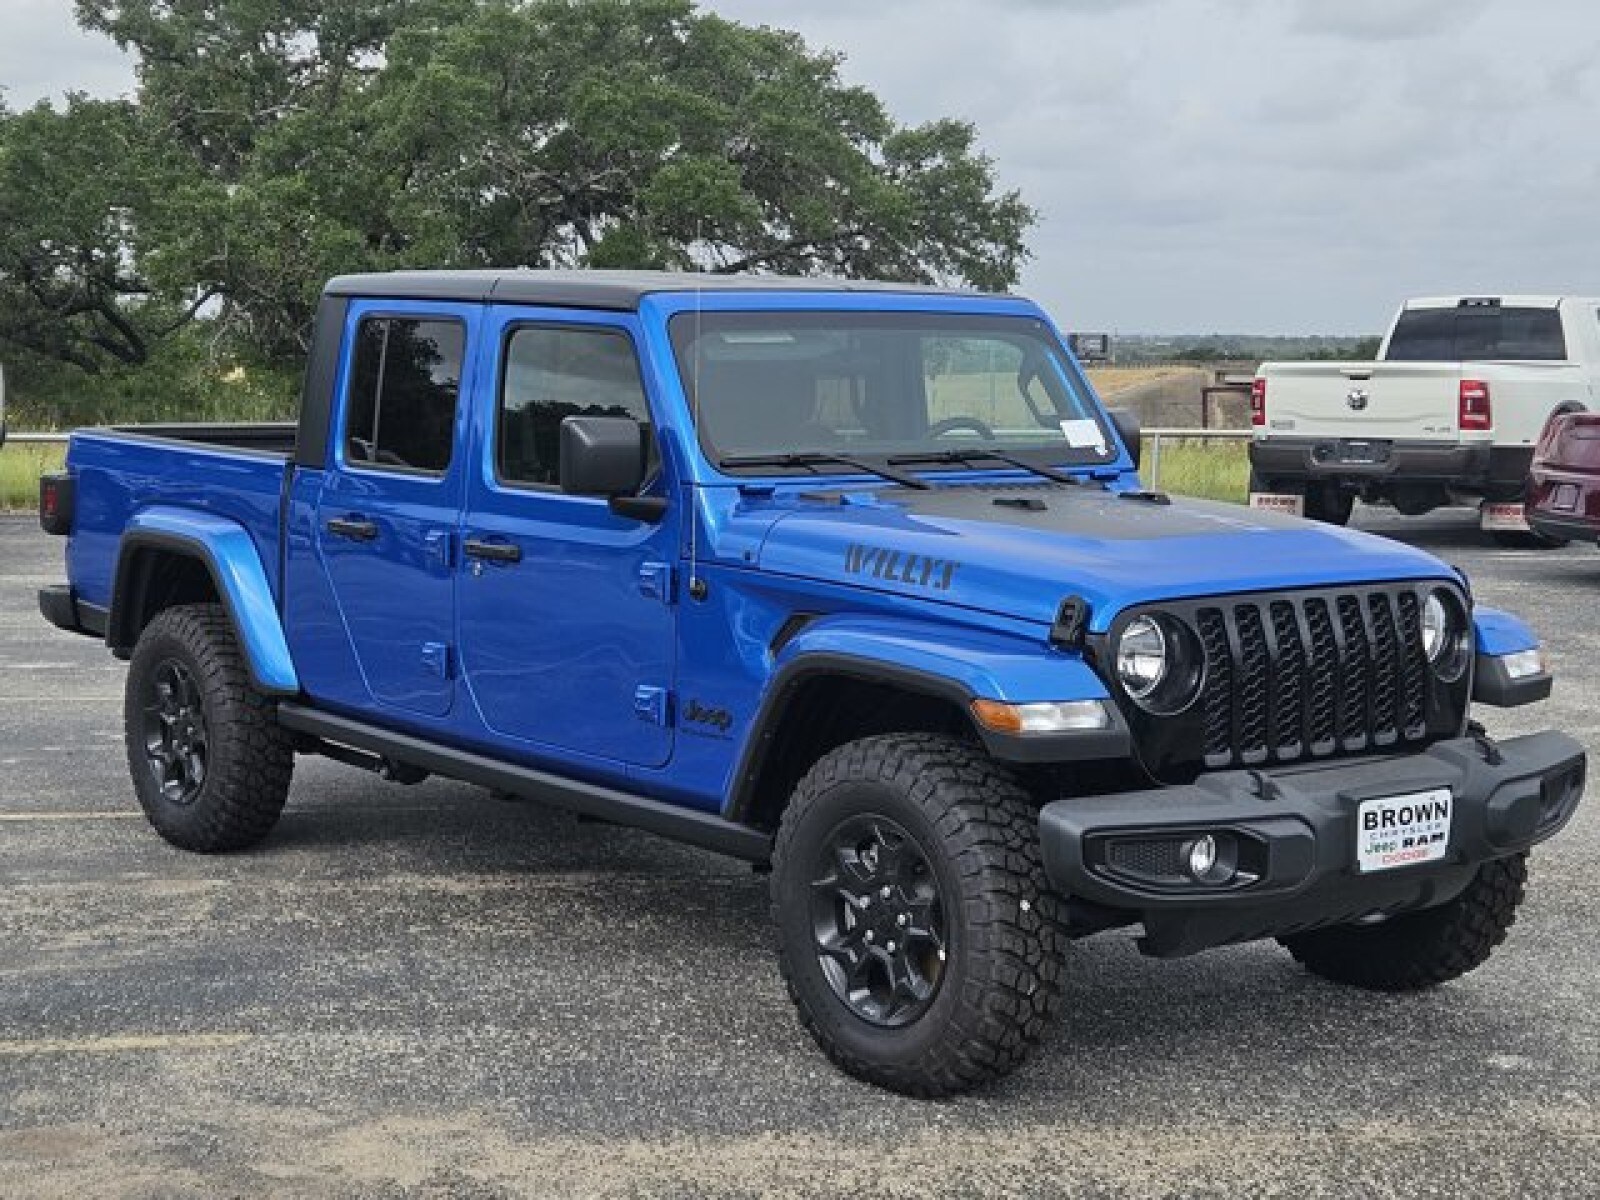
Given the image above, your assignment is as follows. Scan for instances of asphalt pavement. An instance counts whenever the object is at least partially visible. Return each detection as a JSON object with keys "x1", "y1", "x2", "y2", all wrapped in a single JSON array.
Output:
[{"x1": 1, "y1": 509, "x2": 1597, "y2": 1198}]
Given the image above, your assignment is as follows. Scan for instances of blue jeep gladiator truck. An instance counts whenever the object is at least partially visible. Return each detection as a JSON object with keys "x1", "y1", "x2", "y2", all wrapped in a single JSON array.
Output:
[{"x1": 37, "y1": 270, "x2": 1586, "y2": 1096}]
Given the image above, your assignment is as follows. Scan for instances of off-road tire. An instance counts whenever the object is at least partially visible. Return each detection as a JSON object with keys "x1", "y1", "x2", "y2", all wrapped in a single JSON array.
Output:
[
  {"x1": 125, "y1": 603, "x2": 294, "y2": 852},
  {"x1": 770, "y1": 733, "x2": 1068, "y2": 1097},
  {"x1": 1279, "y1": 852, "x2": 1528, "y2": 991}
]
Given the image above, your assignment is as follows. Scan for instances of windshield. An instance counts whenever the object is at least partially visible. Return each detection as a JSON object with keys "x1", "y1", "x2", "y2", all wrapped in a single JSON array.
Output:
[{"x1": 668, "y1": 312, "x2": 1116, "y2": 475}]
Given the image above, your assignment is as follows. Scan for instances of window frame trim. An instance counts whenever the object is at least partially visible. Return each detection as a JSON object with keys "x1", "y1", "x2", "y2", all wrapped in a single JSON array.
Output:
[
  {"x1": 337, "y1": 311, "x2": 469, "y2": 482},
  {"x1": 490, "y1": 318, "x2": 660, "y2": 497}
]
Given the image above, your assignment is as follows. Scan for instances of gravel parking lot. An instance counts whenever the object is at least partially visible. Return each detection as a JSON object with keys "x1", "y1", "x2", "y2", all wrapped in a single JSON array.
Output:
[{"x1": 2, "y1": 509, "x2": 1596, "y2": 1198}]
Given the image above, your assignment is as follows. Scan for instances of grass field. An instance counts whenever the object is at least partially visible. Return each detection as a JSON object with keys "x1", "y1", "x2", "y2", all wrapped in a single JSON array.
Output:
[
  {"x1": 1, "y1": 443, "x2": 66, "y2": 512},
  {"x1": 1085, "y1": 366, "x2": 1185, "y2": 395},
  {"x1": 1143, "y1": 436, "x2": 1249, "y2": 504}
]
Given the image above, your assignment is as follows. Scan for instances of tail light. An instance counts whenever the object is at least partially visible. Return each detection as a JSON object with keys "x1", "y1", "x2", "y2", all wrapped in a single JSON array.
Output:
[
  {"x1": 1459, "y1": 379, "x2": 1492, "y2": 431},
  {"x1": 1250, "y1": 378, "x2": 1267, "y2": 426},
  {"x1": 39, "y1": 473, "x2": 74, "y2": 536}
]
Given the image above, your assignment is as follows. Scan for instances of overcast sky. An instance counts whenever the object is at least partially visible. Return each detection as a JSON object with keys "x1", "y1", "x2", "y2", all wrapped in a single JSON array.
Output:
[{"x1": 4, "y1": 0, "x2": 1598, "y2": 333}]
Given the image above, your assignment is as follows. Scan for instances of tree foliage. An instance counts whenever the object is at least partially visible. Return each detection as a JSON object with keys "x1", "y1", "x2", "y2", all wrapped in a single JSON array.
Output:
[{"x1": 1, "y1": 0, "x2": 1034, "y2": 392}]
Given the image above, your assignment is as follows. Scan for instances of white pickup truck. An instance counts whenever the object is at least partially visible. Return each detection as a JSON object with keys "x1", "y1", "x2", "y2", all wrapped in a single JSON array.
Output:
[{"x1": 1249, "y1": 296, "x2": 1600, "y2": 543}]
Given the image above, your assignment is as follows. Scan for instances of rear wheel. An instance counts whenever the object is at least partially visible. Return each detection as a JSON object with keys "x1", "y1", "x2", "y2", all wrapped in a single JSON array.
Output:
[
  {"x1": 125, "y1": 604, "x2": 294, "y2": 852},
  {"x1": 1303, "y1": 481, "x2": 1354, "y2": 526},
  {"x1": 1493, "y1": 528, "x2": 1568, "y2": 549},
  {"x1": 770, "y1": 734, "x2": 1067, "y2": 1096},
  {"x1": 1279, "y1": 853, "x2": 1527, "y2": 991}
]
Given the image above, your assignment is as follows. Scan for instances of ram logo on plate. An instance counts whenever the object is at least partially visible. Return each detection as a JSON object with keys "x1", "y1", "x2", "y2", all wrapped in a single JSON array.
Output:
[{"x1": 1355, "y1": 788, "x2": 1453, "y2": 873}]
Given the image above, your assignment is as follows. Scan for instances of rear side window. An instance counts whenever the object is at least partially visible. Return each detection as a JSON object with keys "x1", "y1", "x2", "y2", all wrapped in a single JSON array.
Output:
[
  {"x1": 343, "y1": 317, "x2": 465, "y2": 474},
  {"x1": 497, "y1": 326, "x2": 654, "y2": 487},
  {"x1": 1387, "y1": 307, "x2": 1566, "y2": 362}
]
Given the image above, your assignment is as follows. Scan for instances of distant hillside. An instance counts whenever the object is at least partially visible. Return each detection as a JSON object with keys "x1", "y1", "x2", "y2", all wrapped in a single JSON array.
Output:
[{"x1": 1110, "y1": 333, "x2": 1382, "y2": 364}]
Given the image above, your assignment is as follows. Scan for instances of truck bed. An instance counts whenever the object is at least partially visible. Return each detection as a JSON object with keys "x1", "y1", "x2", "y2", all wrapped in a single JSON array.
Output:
[
  {"x1": 99, "y1": 422, "x2": 299, "y2": 455},
  {"x1": 63, "y1": 423, "x2": 296, "y2": 613}
]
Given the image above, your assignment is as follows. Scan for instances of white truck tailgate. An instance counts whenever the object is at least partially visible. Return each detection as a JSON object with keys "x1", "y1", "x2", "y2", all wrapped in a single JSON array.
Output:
[{"x1": 1260, "y1": 362, "x2": 1464, "y2": 441}]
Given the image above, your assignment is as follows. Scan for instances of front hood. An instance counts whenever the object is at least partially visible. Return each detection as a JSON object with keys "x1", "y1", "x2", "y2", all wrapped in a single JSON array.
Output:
[{"x1": 751, "y1": 482, "x2": 1454, "y2": 631}]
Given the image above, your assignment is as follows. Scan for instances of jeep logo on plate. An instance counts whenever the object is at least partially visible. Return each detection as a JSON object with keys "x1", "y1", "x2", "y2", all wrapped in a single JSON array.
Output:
[{"x1": 1346, "y1": 388, "x2": 1369, "y2": 411}]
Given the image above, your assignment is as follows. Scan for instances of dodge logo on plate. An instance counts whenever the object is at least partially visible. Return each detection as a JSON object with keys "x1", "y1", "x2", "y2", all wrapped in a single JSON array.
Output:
[{"x1": 1346, "y1": 388, "x2": 1369, "y2": 411}]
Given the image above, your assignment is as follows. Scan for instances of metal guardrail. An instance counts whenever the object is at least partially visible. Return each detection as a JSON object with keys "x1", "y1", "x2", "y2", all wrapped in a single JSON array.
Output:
[{"x1": 5, "y1": 427, "x2": 1254, "y2": 490}]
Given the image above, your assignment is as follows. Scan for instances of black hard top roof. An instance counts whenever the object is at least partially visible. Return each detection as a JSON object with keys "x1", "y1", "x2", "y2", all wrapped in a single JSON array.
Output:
[{"x1": 322, "y1": 269, "x2": 993, "y2": 310}]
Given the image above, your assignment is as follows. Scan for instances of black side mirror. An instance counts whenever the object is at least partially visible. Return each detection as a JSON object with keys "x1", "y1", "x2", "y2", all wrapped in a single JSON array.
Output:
[
  {"x1": 1108, "y1": 407, "x2": 1141, "y2": 470},
  {"x1": 560, "y1": 415, "x2": 647, "y2": 497},
  {"x1": 559, "y1": 415, "x2": 666, "y2": 522}
]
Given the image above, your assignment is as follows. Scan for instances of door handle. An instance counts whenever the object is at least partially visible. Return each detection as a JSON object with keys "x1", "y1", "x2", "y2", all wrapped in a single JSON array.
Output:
[
  {"x1": 463, "y1": 538, "x2": 522, "y2": 563},
  {"x1": 326, "y1": 516, "x2": 378, "y2": 541}
]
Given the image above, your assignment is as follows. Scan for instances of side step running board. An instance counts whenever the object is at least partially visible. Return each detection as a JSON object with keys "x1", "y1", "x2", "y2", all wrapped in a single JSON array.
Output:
[{"x1": 275, "y1": 703, "x2": 773, "y2": 863}]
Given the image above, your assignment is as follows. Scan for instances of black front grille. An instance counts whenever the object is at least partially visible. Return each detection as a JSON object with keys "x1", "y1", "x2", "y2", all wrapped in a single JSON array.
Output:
[
  {"x1": 1100, "y1": 583, "x2": 1470, "y2": 779},
  {"x1": 1195, "y1": 589, "x2": 1430, "y2": 768}
]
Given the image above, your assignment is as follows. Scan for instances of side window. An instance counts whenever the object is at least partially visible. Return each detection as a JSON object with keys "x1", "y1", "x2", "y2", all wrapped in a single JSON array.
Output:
[
  {"x1": 343, "y1": 317, "x2": 464, "y2": 474},
  {"x1": 498, "y1": 326, "x2": 655, "y2": 487}
]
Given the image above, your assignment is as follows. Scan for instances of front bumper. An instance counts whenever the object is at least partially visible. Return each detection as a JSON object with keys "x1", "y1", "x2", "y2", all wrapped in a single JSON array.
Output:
[{"x1": 1039, "y1": 731, "x2": 1584, "y2": 958}]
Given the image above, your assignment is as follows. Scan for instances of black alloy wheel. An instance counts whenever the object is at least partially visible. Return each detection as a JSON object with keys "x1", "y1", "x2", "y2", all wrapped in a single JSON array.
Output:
[
  {"x1": 142, "y1": 659, "x2": 210, "y2": 805},
  {"x1": 124, "y1": 604, "x2": 294, "y2": 853},
  {"x1": 810, "y1": 814, "x2": 947, "y2": 1028},
  {"x1": 771, "y1": 733, "x2": 1067, "y2": 1096}
]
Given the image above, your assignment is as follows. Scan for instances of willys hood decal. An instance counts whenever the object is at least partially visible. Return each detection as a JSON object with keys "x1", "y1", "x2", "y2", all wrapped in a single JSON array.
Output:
[{"x1": 749, "y1": 483, "x2": 1452, "y2": 631}]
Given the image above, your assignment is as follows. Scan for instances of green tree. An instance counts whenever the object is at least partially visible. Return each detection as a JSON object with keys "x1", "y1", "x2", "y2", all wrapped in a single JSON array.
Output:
[
  {"x1": 0, "y1": 96, "x2": 216, "y2": 373},
  {"x1": 2, "y1": 0, "x2": 1034, "y2": 383}
]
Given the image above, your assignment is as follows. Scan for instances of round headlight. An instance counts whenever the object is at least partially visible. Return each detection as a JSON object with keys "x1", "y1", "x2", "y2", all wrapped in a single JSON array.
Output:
[
  {"x1": 1117, "y1": 615, "x2": 1169, "y2": 699},
  {"x1": 1422, "y1": 587, "x2": 1469, "y2": 682},
  {"x1": 1422, "y1": 591, "x2": 1450, "y2": 662}
]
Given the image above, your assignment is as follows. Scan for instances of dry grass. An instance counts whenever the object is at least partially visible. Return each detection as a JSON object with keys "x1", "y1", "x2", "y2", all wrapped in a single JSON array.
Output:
[{"x1": 1085, "y1": 366, "x2": 1185, "y2": 396}]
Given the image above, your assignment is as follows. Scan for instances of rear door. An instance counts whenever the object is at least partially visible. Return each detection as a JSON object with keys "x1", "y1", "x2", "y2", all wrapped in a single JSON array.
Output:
[
  {"x1": 315, "y1": 301, "x2": 477, "y2": 717},
  {"x1": 456, "y1": 308, "x2": 677, "y2": 767}
]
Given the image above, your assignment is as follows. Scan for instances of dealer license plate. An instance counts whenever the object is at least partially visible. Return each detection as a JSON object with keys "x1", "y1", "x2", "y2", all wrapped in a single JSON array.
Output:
[
  {"x1": 1480, "y1": 501, "x2": 1530, "y2": 532},
  {"x1": 1355, "y1": 788, "x2": 1453, "y2": 873},
  {"x1": 1249, "y1": 491, "x2": 1305, "y2": 516}
]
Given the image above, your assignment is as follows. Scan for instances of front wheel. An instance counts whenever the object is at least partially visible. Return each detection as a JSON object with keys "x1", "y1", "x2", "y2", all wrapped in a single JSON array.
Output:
[
  {"x1": 1279, "y1": 853, "x2": 1528, "y2": 991},
  {"x1": 770, "y1": 734, "x2": 1067, "y2": 1097},
  {"x1": 125, "y1": 603, "x2": 294, "y2": 852}
]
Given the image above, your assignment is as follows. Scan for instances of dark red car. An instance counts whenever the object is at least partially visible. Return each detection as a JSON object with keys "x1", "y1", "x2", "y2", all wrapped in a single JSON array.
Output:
[{"x1": 1529, "y1": 410, "x2": 1600, "y2": 545}]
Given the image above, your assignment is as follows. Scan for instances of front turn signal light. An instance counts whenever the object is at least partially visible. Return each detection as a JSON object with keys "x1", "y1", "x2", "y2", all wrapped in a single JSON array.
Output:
[{"x1": 970, "y1": 699, "x2": 1111, "y2": 735}]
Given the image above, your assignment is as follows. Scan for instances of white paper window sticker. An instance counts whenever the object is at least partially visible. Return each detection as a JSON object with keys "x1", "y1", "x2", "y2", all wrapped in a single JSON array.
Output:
[{"x1": 1059, "y1": 419, "x2": 1106, "y2": 452}]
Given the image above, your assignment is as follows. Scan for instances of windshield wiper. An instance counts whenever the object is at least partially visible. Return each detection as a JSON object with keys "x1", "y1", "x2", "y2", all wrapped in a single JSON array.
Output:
[
  {"x1": 716, "y1": 451, "x2": 932, "y2": 491},
  {"x1": 886, "y1": 448, "x2": 1086, "y2": 486}
]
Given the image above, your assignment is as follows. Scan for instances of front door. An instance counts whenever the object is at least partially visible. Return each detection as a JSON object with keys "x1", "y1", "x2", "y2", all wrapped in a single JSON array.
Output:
[
  {"x1": 457, "y1": 310, "x2": 677, "y2": 767},
  {"x1": 315, "y1": 302, "x2": 476, "y2": 717}
]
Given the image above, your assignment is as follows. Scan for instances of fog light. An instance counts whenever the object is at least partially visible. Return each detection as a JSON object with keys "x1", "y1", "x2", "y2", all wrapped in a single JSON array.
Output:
[{"x1": 1186, "y1": 834, "x2": 1218, "y2": 880}]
